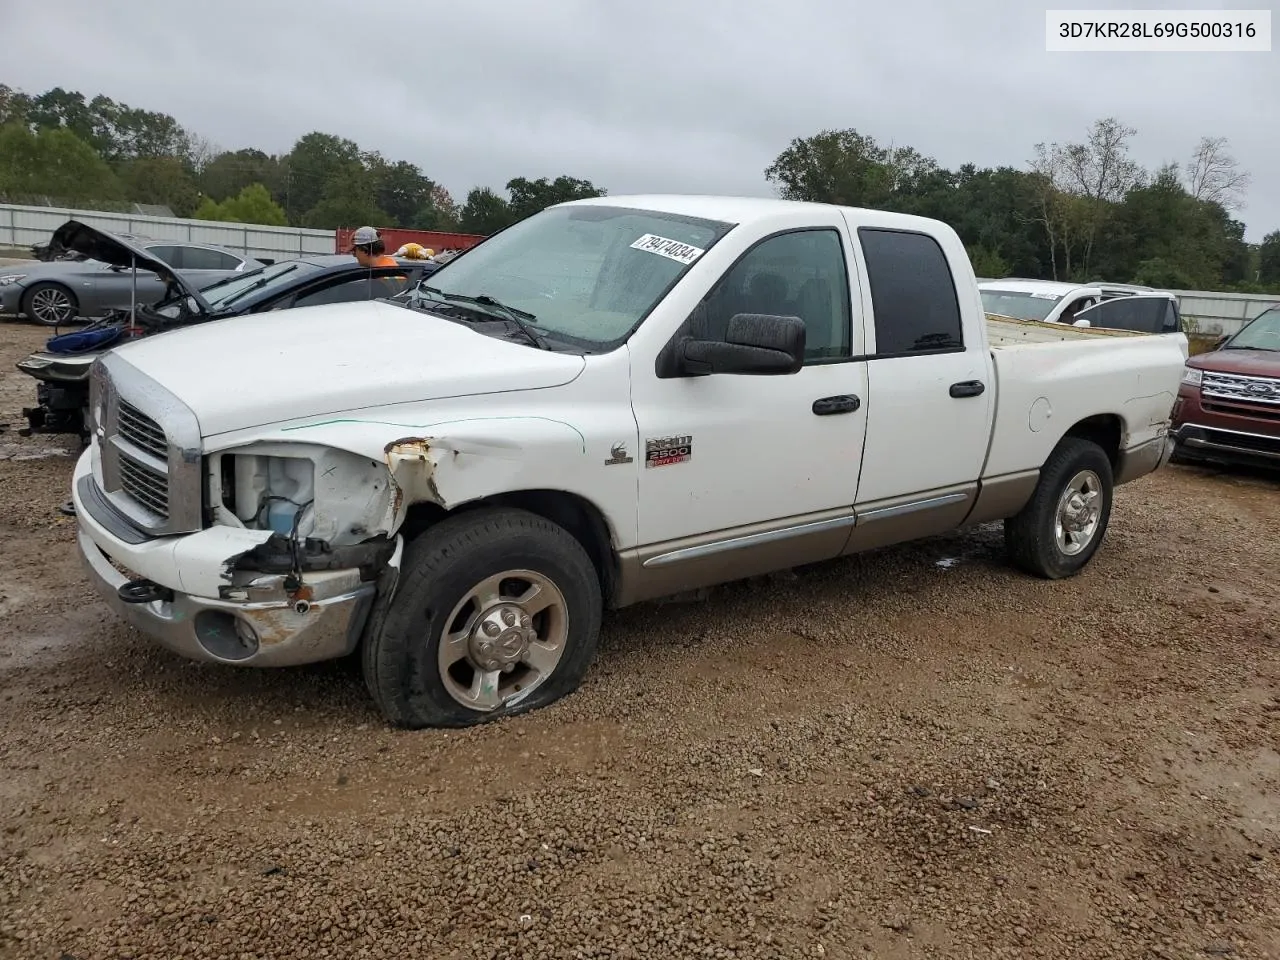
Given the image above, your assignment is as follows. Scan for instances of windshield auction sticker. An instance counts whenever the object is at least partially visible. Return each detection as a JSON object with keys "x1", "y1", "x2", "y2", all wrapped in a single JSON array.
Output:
[{"x1": 630, "y1": 234, "x2": 706, "y2": 265}]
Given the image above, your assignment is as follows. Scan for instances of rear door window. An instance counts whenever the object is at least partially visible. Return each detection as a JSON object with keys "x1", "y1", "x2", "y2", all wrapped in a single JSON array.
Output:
[
  {"x1": 180, "y1": 246, "x2": 243, "y2": 271},
  {"x1": 145, "y1": 245, "x2": 184, "y2": 268},
  {"x1": 1076, "y1": 296, "x2": 1179, "y2": 333},
  {"x1": 858, "y1": 228, "x2": 963, "y2": 355}
]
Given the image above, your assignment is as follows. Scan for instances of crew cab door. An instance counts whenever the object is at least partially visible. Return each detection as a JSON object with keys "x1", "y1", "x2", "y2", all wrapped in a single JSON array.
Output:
[
  {"x1": 842, "y1": 224, "x2": 996, "y2": 552},
  {"x1": 627, "y1": 212, "x2": 869, "y2": 596}
]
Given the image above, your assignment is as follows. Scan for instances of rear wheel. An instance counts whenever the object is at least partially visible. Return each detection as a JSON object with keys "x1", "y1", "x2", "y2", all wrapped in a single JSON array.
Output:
[
  {"x1": 362, "y1": 507, "x2": 603, "y2": 729},
  {"x1": 22, "y1": 282, "x2": 79, "y2": 326},
  {"x1": 1004, "y1": 437, "x2": 1114, "y2": 579}
]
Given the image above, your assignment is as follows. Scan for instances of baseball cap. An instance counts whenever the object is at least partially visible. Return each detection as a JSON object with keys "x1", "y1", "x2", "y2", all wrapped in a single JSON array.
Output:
[{"x1": 351, "y1": 225, "x2": 380, "y2": 248}]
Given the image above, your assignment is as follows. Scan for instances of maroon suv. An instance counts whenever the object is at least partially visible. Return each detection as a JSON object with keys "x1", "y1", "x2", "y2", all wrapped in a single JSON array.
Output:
[{"x1": 1172, "y1": 305, "x2": 1280, "y2": 469}]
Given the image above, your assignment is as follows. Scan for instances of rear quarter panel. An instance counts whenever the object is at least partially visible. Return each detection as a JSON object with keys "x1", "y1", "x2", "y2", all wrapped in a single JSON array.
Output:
[{"x1": 985, "y1": 333, "x2": 1188, "y2": 477}]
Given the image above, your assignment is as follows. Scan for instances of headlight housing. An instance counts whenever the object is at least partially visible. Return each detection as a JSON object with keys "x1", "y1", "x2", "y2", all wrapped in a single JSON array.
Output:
[
  {"x1": 1181, "y1": 367, "x2": 1203, "y2": 387},
  {"x1": 0, "y1": 274, "x2": 27, "y2": 286},
  {"x1": 206, "y1": 442, "x2": 396, "y2": 546}
]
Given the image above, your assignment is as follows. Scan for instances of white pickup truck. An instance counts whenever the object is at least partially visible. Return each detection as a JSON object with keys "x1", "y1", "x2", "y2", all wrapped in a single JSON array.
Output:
[{"x1": 72, "y1": 195, "x2": 1188, "y2": 728}]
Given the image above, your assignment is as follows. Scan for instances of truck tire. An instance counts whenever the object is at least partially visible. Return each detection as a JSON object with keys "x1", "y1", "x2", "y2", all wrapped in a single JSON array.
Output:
[
  {"x1": 1003, "y1": 437, "x2": 1114, "y2": 580},
  {"x1": 362, "y1": 507, "x2": 603, "y2": 729}
]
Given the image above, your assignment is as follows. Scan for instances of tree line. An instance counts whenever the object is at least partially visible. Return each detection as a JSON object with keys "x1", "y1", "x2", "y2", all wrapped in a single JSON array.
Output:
[
  {"x1": 1, "y1": 85, "x2": 1277, "y2": 291},
  {"x1": 765, "y1": 120, "x2": 1279, "y2": 292},
  {"x1": 0, "y1": 85, "x2": 606, "y2": 237}
]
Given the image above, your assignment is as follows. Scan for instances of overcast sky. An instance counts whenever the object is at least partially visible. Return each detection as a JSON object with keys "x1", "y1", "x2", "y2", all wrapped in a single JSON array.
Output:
[{"x1": 6, "y1": 0, "x2": 1277, "y2": 241}]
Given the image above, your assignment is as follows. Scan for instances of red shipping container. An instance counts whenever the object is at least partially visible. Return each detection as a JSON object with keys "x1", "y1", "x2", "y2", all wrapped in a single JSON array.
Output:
[{"x1": 334, "y1": 226, "x2": 487, "y2": 255}]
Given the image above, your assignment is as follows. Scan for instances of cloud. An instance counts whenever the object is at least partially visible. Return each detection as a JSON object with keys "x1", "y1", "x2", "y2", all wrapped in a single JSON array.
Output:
[{"x1": 6, "y1": 0, "x2": 1277, "y2": 240}]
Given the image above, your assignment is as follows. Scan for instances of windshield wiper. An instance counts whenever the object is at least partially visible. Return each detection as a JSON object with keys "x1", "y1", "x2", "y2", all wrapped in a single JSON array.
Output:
[
  {"x1": 417, "y1": 286, "x2": 550, "y2": 350},
  {"x1": 216, "y1": 265, "x2": 299, "y2": 310}
]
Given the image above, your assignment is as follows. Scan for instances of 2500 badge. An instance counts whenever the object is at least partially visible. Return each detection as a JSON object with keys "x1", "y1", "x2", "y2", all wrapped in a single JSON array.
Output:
[{"x1": 645, "y1": 435, "x2": 692, "y2": 468}]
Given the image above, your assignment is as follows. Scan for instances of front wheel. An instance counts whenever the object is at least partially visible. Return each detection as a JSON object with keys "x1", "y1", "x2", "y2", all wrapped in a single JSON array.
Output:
[
  {"x1": 22, "y1": 282, "x2": 79, "y2": 326},
  {"x1": 362, "y1": 507, "x2": 603, "y2": 729},
  {"x1": 1004, "y1": 437, "x2": 1114, "y2": 579}
]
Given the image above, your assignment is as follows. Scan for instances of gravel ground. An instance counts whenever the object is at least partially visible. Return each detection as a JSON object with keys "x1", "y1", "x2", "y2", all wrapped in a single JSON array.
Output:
[{"x1": 1, "y1": 320, "x2": 1278, "y2": 960}]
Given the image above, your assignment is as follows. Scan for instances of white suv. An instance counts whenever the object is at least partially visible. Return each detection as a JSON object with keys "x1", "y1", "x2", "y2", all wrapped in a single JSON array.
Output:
[{"x1": 979, "y1": 279, "x2": 1179, "y2": 333}]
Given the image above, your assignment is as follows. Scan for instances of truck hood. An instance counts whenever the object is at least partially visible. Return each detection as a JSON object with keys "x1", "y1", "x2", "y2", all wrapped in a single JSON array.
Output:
[
  {"x1": 47, "y1": 219, "x2": 212, "y2": 314},
  {"x1": 1187, "y1": 348, "x2": 1280, "y2": 377},
  {"x1": 110, "y1": 300, "x2": 588, "y2": 437}
]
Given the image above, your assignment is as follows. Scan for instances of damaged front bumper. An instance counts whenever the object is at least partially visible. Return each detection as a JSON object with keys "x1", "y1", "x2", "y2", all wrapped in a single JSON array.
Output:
[{"x1": 73, "y1": 450, "x2": 402, "y2": 667}]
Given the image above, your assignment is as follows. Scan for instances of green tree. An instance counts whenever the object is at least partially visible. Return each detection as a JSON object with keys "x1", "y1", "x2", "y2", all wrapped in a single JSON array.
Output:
[
  {"x1": 24, "y1": 87, "x2": 191, "y2": 162},
  {"x1": 505, "y1": 175, "x2": 606, "y2": 222},
  {"x1": 110, "y1": 105, "x2": 191, "y2": 161},
  {"x1": 365, "y1": 154, "x2": 434, "y2": 226},
  {"x1": 285, "y1": 132, "x2": 363, "y2": 221},
  {"x1": 0, "y1": 84, "x2": 31, "y2": 127},
  {"x1": 0, "y1": 123, "x2": 122, "y2": 204},
  {"x1": 303, "y1": 162, "x2": 387, "y2": 229},
  {"x1": 764, "y1": 129, "x2": 896, "y2": 207},
  {"x1": 25, "y1": 87, "x2": 104, "y2": 150},
  {"x1": 119, "y1": 156, "x2": 200, "y2": 216},
  {"x1": 1092, "y1": 166, "x2": 1244, "y2": 289},
  {"x1": 1259, "y1": 231, "x2": 1280, "y2": 287},
  {"x1": 414, "y1": 184, "x2": 461, "y2": 231},
  {"x1": 199, "y1": 148, "x2": 285, "y2": 204},
  {"x1": 194, "y1": 183, "x2": 288, "y2": 226},
  {"x1": 459, "y1": 187, "x2": 513, "y2": 234}
]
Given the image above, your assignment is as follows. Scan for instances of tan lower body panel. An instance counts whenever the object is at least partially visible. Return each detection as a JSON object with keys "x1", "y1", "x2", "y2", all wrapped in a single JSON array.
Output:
[
  {"x1": 1115, "y1": 435, "x2": 1174, "y2": 485},
  {"x1": 612, "y1": 472, "x2": 1042, "y2": 607}
]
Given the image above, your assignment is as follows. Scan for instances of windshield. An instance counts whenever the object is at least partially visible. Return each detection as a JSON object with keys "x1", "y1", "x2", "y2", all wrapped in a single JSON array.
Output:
[
  {"x1": 409, "y1": 204, "x2": 734, "y2": 348},
  {"x1": 199, "y1": 260, "x2": 323, "y2": 310},
  {"x1": 1224, "y1": 307, "x2": 1280, "y2": 351},
  {"x1": 980, "y1": 289, "x2": 1063, "y2": 322}
]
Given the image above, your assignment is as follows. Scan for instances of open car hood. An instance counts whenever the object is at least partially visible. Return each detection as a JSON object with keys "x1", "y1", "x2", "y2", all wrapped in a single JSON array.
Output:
[{"x1": 46, "y1": 219, "x2": 211, "y2": 314}]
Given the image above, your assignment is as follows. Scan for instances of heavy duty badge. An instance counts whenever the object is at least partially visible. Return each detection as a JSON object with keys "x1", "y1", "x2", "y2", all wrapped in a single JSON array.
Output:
[
  {"x1": 604, "y1": 441, "x2": 633, "y2": 465},
  {"x1": 645, "y1": 434, "x2": 692, "y2": 468}
]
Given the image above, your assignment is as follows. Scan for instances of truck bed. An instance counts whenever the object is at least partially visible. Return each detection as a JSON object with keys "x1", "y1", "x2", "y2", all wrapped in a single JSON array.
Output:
[
  {"x1": 980, "y1": 313, "x2": 1188, "y2": 480},
  {"x1": 985, "y1": 313, "x2": 1145, "y2": 347}
]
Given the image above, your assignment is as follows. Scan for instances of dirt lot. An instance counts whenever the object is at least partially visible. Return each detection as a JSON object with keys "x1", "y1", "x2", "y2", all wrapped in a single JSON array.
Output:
[{"x1": 0, "y1": 321, "x2": 1278, "y2": 960}]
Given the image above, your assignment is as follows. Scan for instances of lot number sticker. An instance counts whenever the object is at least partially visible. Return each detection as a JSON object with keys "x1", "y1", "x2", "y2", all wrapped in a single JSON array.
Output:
[{"x1": 630, "y1": 234, "x2": 706, "y2": 266}]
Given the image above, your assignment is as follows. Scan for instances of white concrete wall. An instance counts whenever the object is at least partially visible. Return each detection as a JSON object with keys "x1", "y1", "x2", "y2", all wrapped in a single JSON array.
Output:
[{"x1": 0, "y1": 203, "x2": 336, "y2": 263}]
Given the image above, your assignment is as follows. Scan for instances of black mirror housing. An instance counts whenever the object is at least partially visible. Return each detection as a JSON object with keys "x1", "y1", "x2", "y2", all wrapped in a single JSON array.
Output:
[{"x1": 680, "y1": 313, "x2": 805, "y2": 376}]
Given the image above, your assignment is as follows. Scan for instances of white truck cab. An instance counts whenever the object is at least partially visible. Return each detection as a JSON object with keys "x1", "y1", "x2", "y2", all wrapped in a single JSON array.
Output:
[{"x1": 73, "y1": 196, "x2": 1189, "y2": 728}]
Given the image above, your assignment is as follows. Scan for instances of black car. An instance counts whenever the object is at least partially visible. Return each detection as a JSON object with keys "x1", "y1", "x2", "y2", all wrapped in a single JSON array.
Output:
[{"x1": 16, "y1": 221, "x2": 439, "y2": 442}]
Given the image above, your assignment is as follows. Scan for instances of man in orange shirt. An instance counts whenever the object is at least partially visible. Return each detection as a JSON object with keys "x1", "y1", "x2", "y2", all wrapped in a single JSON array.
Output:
[{"x1": 349, "y1": 226, "x2": 399, "y2": 267}]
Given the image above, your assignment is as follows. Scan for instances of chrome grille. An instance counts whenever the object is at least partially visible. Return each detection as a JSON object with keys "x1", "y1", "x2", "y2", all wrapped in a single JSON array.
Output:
[
  {"x1": 1202, "y1": 371, "x2": 1280, "y2": 408},
  {"x1": 117, "y1": 400, "x2": 168, "y2": 460},
  {"x1": 118, "y1": 454, "x2": 169, "y2": 518},
  {"x1": 94, "y1": 352, "x2": 204, "y2": 536}
]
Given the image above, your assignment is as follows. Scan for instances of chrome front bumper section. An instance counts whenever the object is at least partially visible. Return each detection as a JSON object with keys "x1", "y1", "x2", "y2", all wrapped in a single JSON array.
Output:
[{"x1": 78, "y1": 527, "x2": 379, "y2": 667}]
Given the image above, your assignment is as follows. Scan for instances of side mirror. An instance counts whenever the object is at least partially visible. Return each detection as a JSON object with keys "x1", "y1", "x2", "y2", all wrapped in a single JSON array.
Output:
[
  {"x1": 1213, "y1": 334, "x2": 1230, "y2": 350},
  {"x1": 680, "y1": 313, "x2": 805, "y2": 376}
]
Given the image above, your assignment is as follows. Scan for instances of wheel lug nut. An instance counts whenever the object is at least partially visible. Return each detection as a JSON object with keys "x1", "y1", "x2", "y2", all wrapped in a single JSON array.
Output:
[
  {"x1": 483, "y1": 621, "x2": 500, "y2": 637},
  {"x1": 501, "y1": 608, "x2": 516, "y2": 627}
]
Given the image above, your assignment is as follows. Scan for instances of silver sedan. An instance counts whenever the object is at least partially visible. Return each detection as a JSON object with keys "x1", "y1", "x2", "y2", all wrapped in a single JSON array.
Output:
[{"x1": 0, "y1": 238, "x2": 264, "y2": 326}]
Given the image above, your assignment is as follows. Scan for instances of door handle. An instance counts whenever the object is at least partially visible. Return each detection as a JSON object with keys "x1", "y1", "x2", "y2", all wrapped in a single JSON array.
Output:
[
  {"x1": 949, "y1": 380, "x2": 985, "y2": 398},
  {"x1": 812, "y1": 394, "x2": 861, "y2": 415}
]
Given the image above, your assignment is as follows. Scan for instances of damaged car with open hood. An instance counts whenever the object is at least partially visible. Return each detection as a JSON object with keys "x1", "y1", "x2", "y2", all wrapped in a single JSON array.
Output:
[
  {"x1": 70, "y1": 195, "x2": 1189, "y2": 730},
  {"x1": 16, "y1": 220, "x2": 437, "y2": 443}
]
